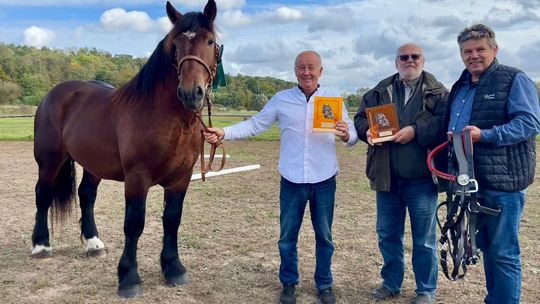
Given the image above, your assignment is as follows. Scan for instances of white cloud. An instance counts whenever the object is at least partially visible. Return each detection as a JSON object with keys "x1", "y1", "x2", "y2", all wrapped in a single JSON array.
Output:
[
  {"x1": 275, "y1": 7, "x2": 302, "y2": 21},
  {"x1": 220, "y1": 9, "x2": 251, "y2": 27},
  {"x1": 100, "y1": 8, "x2": 153, "y2": 32},
  {"x1": 23, "y1": 26, "x2": 56, "y2": 48},
  {"x1": 173, "y1": 0, "x2": 245, "y2": 10},
  {"x1": 217, "y1": 0, "x2": 245, "y2": 10},
  {"x1": 0, "y1": 1, "x2": 184, "y2": 6},
  {"x1": 156, "y1": 16, "x2": 173, "y2": 34},
  {"x1": 3, "y1": 0, "x2": 540, "y2": 92}
]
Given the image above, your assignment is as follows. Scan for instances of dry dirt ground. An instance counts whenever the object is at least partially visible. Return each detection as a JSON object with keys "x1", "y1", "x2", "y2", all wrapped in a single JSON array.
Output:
[{"x1": 1, "y1": 141, "x2": 539, "y2": 304}]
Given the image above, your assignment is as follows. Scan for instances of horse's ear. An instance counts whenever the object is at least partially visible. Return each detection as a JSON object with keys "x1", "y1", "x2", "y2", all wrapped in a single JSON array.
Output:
[
  {"x1": 203, "y1": 0, "x2": 217, "y2": 22},
  {"x1": 166, "y1": 1, "x2": 182, "y2": 24}
]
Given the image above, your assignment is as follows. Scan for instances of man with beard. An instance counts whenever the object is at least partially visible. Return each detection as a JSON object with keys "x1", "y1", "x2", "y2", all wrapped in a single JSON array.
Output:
[{"x1": 354, "y1": 43, "x2": 448, "y2": 304}]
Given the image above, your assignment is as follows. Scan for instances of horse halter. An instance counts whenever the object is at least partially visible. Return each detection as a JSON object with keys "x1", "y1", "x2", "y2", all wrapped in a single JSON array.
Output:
[
  {"x1": 174, "y1": 43, "x2": 220, "y2": 99},
  {"x1": 173, "y1": 44, "x2": 225, "y2": 181}
]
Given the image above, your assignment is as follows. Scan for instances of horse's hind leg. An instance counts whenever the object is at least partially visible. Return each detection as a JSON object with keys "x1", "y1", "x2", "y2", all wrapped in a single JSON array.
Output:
[
  {"x1": 32, "y1": 174, "x2": 55, "y2": 258},
  {"x1": 79, "y1": 169, "x2": 105, "y2": 257},
  {"x1": 161, "y1": 189, "x2": 188, "y2": 286},
  {"x1": 32, "y1": 156, "x2": 75, "y2": 258}
]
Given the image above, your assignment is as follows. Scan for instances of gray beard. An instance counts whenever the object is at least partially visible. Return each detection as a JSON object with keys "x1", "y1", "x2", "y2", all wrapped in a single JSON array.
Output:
[{"x1": 398, "y1": 70, "x2": 422, "y2": 83}]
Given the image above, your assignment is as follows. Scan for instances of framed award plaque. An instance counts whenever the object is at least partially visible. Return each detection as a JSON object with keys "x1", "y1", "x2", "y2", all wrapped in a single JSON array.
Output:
[
  {"x1": 366, "y1": 103, "x2": 400, "y2": 143},
  {"x1": 313, "y1": 96, "x2": 343, "y2": 133}
]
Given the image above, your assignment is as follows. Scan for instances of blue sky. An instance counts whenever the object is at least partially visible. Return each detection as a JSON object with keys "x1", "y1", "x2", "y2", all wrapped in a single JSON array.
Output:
[{"x1": 1, "y1": 0, "x2": 539, "y2": 93}]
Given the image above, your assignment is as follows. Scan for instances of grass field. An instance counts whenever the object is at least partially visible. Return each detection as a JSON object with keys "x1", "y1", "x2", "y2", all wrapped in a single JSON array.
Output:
[
  {"x1": 0, "y1": 117, "x2": 34, "y2": 141},
  {"x1": 0, "y1": 115, "x2": 281, "y2": 141}
]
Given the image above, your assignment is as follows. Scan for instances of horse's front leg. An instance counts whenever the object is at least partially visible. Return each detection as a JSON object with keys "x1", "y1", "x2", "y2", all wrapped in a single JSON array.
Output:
[
  {"x1": 161, "y1": 189, "x2": 188, "y2": 286},
  {"x1": 117, "y1": 178, "x2": 148, "y2": 298}
]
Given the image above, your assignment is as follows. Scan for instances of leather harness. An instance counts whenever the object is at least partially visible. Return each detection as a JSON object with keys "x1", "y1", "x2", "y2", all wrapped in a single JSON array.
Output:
[{"x1": 427, "y1": 130, "x2": 500, "y2": 280}]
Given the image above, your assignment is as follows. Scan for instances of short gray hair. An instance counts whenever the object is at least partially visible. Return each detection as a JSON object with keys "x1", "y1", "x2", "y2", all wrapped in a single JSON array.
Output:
[
  {"x1": 457, "y1": 24, "x2": 497, "y2": 50},
  {"x1": 294, "y1": 50, "x2": 322, "y2": 67},
  {"x1": 395, "y1": 43, "x2": 423, "y2": 58}
]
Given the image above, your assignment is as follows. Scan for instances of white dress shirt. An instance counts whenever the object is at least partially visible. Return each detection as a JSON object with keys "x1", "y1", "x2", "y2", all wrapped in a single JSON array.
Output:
[{"x1": 223, "y1": 86, "x2": 358, "y2": 184}]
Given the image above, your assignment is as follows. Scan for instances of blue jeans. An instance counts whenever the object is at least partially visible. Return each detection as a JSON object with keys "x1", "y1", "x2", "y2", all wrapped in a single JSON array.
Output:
[
  {"x1": 477, "y1": 189, "x2": 525, "y2": 304},
  {"x1": 376, "y1": 179, "x2": 438, "y2": 297},
  {"x1": 278, "y1": 175, "x2": 336, "y2": 291}
]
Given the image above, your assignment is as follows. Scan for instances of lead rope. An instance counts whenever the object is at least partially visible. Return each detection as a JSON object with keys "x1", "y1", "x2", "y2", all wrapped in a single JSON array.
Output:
[{"x1": 196, "y1": 88, "x2": 226, "y2": 181}]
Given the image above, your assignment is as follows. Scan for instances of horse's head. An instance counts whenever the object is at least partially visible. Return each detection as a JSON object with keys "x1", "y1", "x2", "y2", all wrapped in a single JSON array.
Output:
[{"x1": 166, "y1": 0, "x2": 219, "y2": 112}]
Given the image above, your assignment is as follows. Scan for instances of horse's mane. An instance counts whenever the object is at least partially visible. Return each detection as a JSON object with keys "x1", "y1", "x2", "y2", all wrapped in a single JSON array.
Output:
[{"x1": 113, "y1": 12, "x2": 215, "y2": 104}]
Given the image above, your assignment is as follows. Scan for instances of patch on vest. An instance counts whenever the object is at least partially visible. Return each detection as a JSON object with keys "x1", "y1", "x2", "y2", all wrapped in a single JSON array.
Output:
[{"x1": 483, "y1": 94, "x2": 495, "y2": 100}]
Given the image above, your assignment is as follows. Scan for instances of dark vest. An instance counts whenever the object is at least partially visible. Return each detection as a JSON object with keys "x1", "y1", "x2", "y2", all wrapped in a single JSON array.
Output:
[{"x1": 447, "y1": 60, "x2": 535, "y2": 192}]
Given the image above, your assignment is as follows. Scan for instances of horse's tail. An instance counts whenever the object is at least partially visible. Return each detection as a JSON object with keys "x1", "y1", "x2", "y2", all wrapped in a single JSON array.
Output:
[{"x1": 51, "y1": 158, "x2": 76, "y2": 227}]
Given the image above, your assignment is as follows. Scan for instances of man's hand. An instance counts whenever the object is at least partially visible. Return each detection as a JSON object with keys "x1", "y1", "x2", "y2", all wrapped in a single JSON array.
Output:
[
  {"x1": 203, "y1": 127, "x2": 224, "y2": 144},
  {"x1": 334, "y1": 120, "x2": 350, "y2": 142},
  {"x1": 463, "y1": 125, "x2": 482, "y2": 143},
  {"x1": 393, "y1": 125, "x2": 415, "y2": 144},
  {"x1": 366, "y1": 129, "x2": 382, "y2": 146}
]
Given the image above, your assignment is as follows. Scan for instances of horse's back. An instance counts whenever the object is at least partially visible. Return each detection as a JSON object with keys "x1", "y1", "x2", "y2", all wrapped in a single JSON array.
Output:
[{"x1": 34, "y1": 80, "x2": 124, "y2": 180}]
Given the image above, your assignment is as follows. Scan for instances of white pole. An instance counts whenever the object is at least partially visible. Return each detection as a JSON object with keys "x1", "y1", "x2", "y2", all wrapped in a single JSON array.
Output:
[
  {"x1": 200, "y1": 154, "x2": 226, "y2": 159},
  {"x1": 191, "y1": 164, "x2": 261, "y2": 181}
]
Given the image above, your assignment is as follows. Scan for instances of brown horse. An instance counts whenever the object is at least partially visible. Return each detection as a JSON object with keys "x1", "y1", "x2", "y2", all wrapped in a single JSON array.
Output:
[{"x1": 31, "y1": 0, "x2": 219, "y2": 298}]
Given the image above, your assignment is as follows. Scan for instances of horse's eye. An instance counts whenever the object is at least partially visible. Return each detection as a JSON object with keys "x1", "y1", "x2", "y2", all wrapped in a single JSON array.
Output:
[{"x1": 208, "y1": 39, "x2": 215, "y2": 46}]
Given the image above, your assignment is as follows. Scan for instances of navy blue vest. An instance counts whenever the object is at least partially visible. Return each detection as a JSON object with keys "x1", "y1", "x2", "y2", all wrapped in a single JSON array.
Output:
[{"x1": 447, "y1": 60, "x2": 535, "y2": 192}]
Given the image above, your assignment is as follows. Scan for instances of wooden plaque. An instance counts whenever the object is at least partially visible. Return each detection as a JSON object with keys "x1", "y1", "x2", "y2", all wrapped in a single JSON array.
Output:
[
  {"x1": 313, "y1": 96, "x2": 343, "y2": 133},
  {"x1": 366, "y1": 103, "x2": 400, "y2": 143}
]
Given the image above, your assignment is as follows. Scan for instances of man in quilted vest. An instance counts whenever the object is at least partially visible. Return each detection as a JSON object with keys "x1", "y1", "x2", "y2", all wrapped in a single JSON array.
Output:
[{"x1": 445, "y1": 24, "x2": 540, "y2": 304}]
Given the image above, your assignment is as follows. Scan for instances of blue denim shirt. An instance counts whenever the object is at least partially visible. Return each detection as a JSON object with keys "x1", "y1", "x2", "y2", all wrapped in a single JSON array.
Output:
[{"x1": 448, "y1": 72, "x2": 540, "y2": 146}]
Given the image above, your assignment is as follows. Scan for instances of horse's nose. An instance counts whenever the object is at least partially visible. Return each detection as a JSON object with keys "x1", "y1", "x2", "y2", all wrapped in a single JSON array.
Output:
[
  {"x1": 194, "y1": 85, "x2": 204, "y2": 100},
  {"x1": 177, "y1": 85, "x2": 205, "y2": 110}
]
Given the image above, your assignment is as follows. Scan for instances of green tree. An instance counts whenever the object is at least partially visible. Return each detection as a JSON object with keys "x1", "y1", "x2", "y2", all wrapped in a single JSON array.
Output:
[
  {"x1": 0, "y1": 81, "x2": 22, "y2": 104},
  {"x1": 344, "y1": 87, "x2": 370, "y2": 109},
  {"x1": 19, "y1": 74, "x2": 50, "y2": 105},
  {"x1": 0, "y1": 66, "x2": 10, "y2": 81},
  {"x1": 0, "y1": 43, "x2": 316, "y2": 110},
  {"x1": 249, "y1": 93, "x2": 268, "y2": 111}
]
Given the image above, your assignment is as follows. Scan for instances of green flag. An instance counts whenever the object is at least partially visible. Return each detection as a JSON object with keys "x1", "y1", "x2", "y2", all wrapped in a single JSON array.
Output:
[{"x1": 213, "y1": 44, "x2": 226, "y2": 90}]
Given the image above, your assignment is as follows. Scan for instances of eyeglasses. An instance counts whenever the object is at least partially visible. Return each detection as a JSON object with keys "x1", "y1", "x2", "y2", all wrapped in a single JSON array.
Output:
[{"x1": 398, "y1": 54, "x2": 422, "y2": 62}]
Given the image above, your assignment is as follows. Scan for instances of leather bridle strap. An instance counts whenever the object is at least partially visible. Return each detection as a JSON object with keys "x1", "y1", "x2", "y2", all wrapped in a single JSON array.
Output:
[
  {"x1": 196, "y1": 106, "x2": 226, "y2": 182},
  {"x1": 176, "y1": 55, "x2": 213, "y2": 79}
]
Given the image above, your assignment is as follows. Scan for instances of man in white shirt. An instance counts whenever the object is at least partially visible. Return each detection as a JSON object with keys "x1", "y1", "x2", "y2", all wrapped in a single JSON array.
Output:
[{"x1": 204, "y1": 50, "x2": 358, "y2": 304}]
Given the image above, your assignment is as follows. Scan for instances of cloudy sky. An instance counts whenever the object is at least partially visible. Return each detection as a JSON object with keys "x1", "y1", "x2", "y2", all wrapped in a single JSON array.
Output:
[{"x1": 0, "y1": 0, "x2": 539, "y2": 93}]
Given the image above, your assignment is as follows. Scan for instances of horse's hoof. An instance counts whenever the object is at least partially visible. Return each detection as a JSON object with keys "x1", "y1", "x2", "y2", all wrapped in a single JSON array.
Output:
[
  {"x1": 31, "y1": 250, "x2": 52, "y2": 259},
  {"x1": 165, "y1": 272, "x2": 189, "y2": 286},
  {"x1": 117, "y1": 284, "x2": 143, "y2": 298},
  {"x1": 31, "y1": 245, "x2": 52, "y2": 259},
  {"x1": 85, "y1": 237, "x2": 105, "y2": 258},
  {"x1": 86, "y1": 248, "x2": 106, "y2": 258}
]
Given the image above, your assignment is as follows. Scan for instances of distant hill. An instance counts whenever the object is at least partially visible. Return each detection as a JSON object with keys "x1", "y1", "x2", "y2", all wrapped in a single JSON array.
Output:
[{"x1": 0, "y1": 43, "x2": 300, "y2": 110}]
